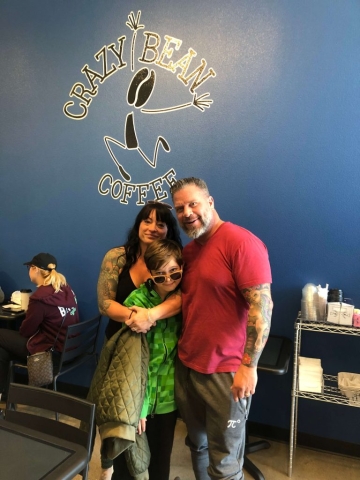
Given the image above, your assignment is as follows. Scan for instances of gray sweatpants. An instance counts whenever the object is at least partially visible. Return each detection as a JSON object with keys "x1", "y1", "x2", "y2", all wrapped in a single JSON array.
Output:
[{"x1": 175, "y1": 359, "x2": 251, "y2": 480}]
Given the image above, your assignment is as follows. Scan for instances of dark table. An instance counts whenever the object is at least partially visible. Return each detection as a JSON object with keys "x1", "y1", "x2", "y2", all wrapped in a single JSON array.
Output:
[
  {"x1": 0, "y1": 305, "x2": 26, "y2": 330},
  {"x1": 244, "y1": 335, "x2": 292, "y2": 480},
  {"x1": 0, "y1": 419, "x2": 88, "y2": 479}
]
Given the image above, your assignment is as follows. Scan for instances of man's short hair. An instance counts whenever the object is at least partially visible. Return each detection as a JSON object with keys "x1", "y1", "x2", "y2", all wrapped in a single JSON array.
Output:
[{"x1": 170, "y1": 177, "x2": 210, "y2": 198}]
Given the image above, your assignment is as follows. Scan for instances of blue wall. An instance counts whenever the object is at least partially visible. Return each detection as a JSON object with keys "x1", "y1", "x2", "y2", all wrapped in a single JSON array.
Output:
[{"x1": 1, "y1": 1, "x2": 359, "y2": 444}]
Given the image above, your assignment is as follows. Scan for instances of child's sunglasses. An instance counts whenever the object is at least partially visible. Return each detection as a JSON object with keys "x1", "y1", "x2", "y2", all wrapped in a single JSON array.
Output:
[{"x1": 151, "y1": 269, "x2": 183, "y2": 284}]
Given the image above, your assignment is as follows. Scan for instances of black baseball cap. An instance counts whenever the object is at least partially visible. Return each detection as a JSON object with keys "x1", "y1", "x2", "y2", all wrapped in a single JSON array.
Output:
[{"x1": 24, "y1": 253, "x2": 57, "y2": 270}]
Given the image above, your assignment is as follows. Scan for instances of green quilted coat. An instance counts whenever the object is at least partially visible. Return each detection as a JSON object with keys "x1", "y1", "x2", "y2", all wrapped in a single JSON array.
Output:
[{"x1": 87, "y1": 325, "x2": 150, "y2": 480}]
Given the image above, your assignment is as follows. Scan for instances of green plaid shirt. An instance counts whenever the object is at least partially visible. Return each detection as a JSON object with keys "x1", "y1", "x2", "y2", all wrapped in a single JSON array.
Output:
[{"x1": 124, "y1": 283, "x2": 181, "y2": 417}]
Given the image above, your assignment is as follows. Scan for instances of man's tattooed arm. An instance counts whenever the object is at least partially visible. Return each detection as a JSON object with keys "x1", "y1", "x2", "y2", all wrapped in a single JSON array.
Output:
[
  {"x1": 97, "y1": 247, "x2": 126, "y2": 317},
  {"x1": 240, "y1": 283, "x2": 273, "y2": 367}
]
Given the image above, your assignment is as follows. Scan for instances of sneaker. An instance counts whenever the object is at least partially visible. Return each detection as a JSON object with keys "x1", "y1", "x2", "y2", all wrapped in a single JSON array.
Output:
[{"x1": 99, "y1": 467, "x2": 114, "y2": 480}]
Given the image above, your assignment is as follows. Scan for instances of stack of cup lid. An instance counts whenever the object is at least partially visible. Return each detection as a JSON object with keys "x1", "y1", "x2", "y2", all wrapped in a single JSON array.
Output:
[
  {"x1": 301, "y1": 283, "x2": 318, "y2": 321},
  {"x1": 301, "y1": 283, "x2": 329, "y2": 322}
]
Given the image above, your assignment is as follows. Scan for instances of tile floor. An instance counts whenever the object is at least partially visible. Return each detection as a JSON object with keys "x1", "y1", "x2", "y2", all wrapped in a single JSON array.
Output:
[{"x1": 81, "y1": 418, "x2": 360, "y2": 480}]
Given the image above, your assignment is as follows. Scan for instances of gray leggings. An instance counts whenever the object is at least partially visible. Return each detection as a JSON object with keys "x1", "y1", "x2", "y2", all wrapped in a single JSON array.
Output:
[{"x1": 175, "y1": 359, "x2": 251, "y2": 480}]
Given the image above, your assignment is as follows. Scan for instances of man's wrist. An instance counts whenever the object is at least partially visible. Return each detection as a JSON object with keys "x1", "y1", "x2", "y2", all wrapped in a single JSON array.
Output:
[{"x1": 240, "y1": 360, "x2": 257, "y2": 369}]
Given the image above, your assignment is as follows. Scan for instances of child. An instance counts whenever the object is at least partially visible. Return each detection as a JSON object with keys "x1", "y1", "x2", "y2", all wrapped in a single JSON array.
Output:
[{"x1": 100, "y1": 238, "x2": 182, "y2": 480}]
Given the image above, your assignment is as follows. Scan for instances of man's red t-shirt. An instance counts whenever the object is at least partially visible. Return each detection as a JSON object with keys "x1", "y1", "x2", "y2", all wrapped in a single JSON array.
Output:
[{"x1": 179, "y1": 222, "x2": 272, "y2": 374}]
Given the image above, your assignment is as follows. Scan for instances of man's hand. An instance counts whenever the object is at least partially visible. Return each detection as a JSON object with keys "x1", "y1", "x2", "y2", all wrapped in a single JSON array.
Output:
[{"x1": 230, "y1": 364, "x2": 258, "y2": 401}]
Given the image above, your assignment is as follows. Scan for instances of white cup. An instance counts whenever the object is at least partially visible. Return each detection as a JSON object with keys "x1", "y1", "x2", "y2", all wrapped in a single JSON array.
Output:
[{"x1": 20, "y1": 290, "x2": 32, "y2": 311}]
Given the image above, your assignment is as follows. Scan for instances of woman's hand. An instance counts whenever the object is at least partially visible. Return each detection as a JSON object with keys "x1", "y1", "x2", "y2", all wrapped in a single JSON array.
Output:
[
  {"x1": 125, "y1": 306, "x2": 155, "y2": 333},
  {"x1": 137, "y1": 418, "x2": 147, "y2": 435},
  {"x1": 125, "y1": 291, "x2": 181, "y2": 333}
]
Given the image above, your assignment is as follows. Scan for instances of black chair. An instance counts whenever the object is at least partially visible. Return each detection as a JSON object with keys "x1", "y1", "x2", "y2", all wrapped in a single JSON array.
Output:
[
  {"x1": 244, "y1": 335, "x2": 292, "y2": 480},
  {"x1": 52, "y1": 314, "x2": 102, "y2": 392},
  {"x1": 9, "y1": 314, "x2": 101, "y2": 400},
  {"x1": 5, "y1": 383, "x2": 95, "y2": 479}
]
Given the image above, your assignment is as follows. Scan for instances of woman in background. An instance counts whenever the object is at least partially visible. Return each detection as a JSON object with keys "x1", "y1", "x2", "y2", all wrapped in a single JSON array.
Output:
[{"x1": 0, "y1": 252, "x2": 79, "y2": 400}]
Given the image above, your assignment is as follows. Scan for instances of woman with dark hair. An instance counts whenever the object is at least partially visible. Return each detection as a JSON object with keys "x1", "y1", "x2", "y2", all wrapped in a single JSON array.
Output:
[
  {"x1": 97, "y1": 202, "x2": 182, "y2": 341},
  {"x1": 96, "y1": 202, "x2": 182, "y2": 480}
]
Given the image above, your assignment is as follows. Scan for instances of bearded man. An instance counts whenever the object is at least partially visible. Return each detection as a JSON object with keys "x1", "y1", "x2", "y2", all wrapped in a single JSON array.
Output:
[{"x1": 170, "y1": 177, "x2": 273, "y2": 480}]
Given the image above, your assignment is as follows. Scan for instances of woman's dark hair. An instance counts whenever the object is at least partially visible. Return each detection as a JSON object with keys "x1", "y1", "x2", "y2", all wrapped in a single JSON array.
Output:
[{"x1": 123, "y1": 203, "x2": 182, "y2": 270}]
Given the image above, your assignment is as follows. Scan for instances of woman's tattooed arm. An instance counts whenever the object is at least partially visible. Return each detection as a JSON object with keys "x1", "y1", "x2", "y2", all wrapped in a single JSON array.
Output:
[{"x1": 97, "y1": 247, "x2": 126, "y2": 316}]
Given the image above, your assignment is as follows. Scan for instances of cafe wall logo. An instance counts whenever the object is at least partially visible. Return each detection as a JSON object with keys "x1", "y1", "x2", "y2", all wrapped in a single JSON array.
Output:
[{"x1": 63, "y1": 11, "x2": 216, "y2": 206}]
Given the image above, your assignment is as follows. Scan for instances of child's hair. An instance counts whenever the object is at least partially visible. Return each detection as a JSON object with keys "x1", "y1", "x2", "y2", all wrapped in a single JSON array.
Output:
[
  {"x1": 39, "y1": 265, "x2": 67, "y2": 293},
  {"x1": 144, "y1": 239, "x2": 183, "y2": 272}
]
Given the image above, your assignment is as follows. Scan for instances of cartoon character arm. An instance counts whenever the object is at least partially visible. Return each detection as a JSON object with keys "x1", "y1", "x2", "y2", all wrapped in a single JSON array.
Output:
[{"x1": 141, "y1": 92, "x2": 213, "y2": 114}]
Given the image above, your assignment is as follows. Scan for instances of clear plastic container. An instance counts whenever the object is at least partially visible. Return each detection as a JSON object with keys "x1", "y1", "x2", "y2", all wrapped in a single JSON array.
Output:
[{"x1": 301, "y1": 283, "x2": 328, "y2": 321}]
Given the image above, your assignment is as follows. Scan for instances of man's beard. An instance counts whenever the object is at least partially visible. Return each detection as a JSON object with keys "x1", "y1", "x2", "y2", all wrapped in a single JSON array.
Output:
[{"x1": 183, "y1": 208, "x2": 212, "y2": 239}]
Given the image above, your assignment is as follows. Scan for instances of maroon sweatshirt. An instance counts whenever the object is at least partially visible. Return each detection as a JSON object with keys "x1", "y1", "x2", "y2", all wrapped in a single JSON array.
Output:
[{"x1": 19, "y1": 284, "x2": 79, "y2": 354}]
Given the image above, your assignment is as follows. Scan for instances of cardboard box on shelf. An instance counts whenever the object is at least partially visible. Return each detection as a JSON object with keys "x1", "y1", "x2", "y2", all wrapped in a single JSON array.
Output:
[{"x1": 327, "y1": 302, "x2": 354, "y2": 326}]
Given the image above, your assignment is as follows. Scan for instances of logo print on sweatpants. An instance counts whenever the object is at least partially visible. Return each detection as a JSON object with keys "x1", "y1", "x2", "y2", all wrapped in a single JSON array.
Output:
[{"x1": 227, "y1": 419, "x2": 241, "y2": 428}]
